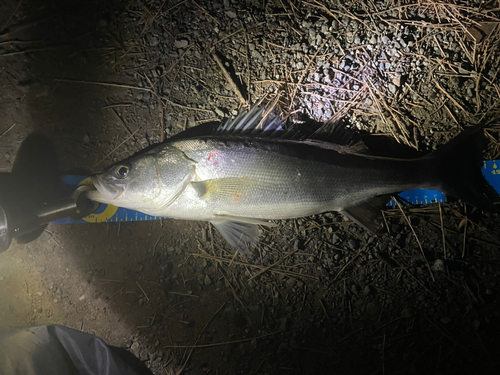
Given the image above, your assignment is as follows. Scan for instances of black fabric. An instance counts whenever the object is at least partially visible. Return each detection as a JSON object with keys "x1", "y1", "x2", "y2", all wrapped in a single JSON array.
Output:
[{"x1": 0, "y1": 324, "x2": 153, "y2": 375}]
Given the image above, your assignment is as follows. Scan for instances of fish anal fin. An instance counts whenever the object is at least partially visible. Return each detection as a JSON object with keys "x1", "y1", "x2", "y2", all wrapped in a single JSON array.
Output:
[{"x1": 341, "y1": 196, "x2": 389, "y2": 233}]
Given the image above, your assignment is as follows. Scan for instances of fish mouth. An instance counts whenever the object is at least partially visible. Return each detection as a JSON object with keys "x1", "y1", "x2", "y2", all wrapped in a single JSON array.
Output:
[{"x1": 89, "y1": 176, "x2": 124, "y2": 202}]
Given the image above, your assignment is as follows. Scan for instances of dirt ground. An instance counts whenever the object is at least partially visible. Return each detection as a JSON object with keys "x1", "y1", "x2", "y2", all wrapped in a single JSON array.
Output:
[{"x1": 1, "y1": 0, "x2": 500, "y2": 374}]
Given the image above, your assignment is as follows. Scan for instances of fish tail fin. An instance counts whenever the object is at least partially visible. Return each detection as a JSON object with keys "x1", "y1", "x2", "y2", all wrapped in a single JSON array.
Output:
[{"x1": 430, "y1": 124, "x2": 500, "y2": 211}]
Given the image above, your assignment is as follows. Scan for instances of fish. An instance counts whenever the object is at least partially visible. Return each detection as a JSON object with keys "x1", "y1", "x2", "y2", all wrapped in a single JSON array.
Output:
[{"x1": 88, "y1": 103, "x2": 499, "y2": 254}]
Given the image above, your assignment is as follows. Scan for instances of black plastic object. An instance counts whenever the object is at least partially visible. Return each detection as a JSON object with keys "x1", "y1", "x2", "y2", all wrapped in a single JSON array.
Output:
[
  {"x1": 0, "y1": 134, "x2": 98, "y2": 253},
  {"x1": 0, "y1": 324, "x2": 153, "y2": 375}
]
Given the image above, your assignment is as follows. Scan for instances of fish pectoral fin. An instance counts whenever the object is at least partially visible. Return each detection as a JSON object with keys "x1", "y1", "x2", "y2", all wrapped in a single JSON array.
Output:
[
  {"x1": 210, "y1": 218, "x2": 272, "y2": 255},
  {"x1": 341, "y1": 196, "x2": 389, "y2": 233},
  {"x1": 190, "y1": 177, "x2": 249, "y2": 200}
]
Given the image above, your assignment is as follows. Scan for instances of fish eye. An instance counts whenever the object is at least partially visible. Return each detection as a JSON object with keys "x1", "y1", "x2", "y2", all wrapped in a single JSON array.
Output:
[{"x1": 115, "y1": 165, "x2": 130, "y2": 179}]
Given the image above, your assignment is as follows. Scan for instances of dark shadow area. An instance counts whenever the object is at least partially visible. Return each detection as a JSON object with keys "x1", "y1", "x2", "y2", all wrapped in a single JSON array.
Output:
[{"x1": 0, "y1": 133, "x2": 69, "y2": 245}]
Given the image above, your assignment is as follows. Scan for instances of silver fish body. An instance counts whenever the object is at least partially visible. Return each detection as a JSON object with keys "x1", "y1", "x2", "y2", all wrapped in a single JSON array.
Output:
[
  {"x1": 158, "y1": 137, "x2": 432, "y2": 220},
  {"x1": 89, "y1": 106, "x2": 498, "y2": 254}
]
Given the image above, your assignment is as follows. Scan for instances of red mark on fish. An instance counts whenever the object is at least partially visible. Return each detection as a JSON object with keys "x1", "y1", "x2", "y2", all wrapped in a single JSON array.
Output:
[
  {"x1": 207, "y1": 152, "x2": 220, "y2": 161},
  {"x1": 207, "y1": 151, "x2": 221, "y2": 167}
]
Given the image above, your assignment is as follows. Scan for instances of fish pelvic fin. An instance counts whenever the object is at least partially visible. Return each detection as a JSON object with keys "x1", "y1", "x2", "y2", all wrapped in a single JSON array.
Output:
[
  {"x1": 430, "y1": 123, "x2": 500, "y2": 212},
  {"x1": 210, "y1": 220, "x2": 259, "y2": 255},
  {"x1": 210, "y1": 217, "x2": 276, "y2": 255}
]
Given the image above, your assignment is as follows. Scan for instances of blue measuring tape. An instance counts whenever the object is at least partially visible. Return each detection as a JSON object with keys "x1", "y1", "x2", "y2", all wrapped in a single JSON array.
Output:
[{"x1": 54, "y1": 160, "x2": 500, "y2": 224}]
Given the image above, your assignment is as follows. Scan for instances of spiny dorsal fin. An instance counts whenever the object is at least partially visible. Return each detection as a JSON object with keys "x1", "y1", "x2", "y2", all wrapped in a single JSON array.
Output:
[
  {"x1": 215, "y1": 105, "x2": 286, "y2": 138},
  {"x1": 215, "y1": 102, "x2": 359, "y2": 145}
]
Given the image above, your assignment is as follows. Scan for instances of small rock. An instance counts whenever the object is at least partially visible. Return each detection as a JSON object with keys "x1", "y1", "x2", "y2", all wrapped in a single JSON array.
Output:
[
  {"x1": 174, "y1": 39, "x2": 189, "y2": 49},
  {"x1": 391, "y1": 224, "x2": 401, "y2": 232},
  {"x1": 331, "y1": 233, "x2": 340, "y2": 244},
  {"x1": 130, "y1": 342, "x2": 141, "y2": 357},
  {"x1": 148, "y1": 36, "x2": 159, "y2": 47},
  {"x1": 204, "y1": 275, "x2": 212, "y2": 286},
  {"x1": 37, "y1": 266, "x2": 46, "y2": 273},
  {"x1": 363, "y1": 286, "x2": 371, "y2": 295},
  {"x1": 387, "y1": 48, "x2": 397, "y2": 57},
  {"x1": 401, "y1": 307, "x2": 413, "y2": 318},
  {"x1": 366, "y1": 301, "x2": 380, "y2": 316},
  {"x1": 392, "y1": 74, "x2": 402, "y2": 87},
  {"x1": 83, "y1": 134, "x2": 90, "y2": 144},
  {"x1": 215, "y1": 108, "x2": 224, "y2": 118},
  {"x1": 432, "y1": 259, "x2": 445, "y2": 272},
  {"x1": 388, "y1": 83, "x2": 397, "y2": 94},
  {"x1": 348, "y1": 238, "x2": 359, "y2": 249},
  {"x1": 440, "y1": 317, "x2": 451, "y2": 324},
  {"x1": 225, "y1": 8, "x2": 237, "y2": 19},
  {"x1": 286, "y1": 278, "x2": 297, "y2": 288},
  {"x1": 142, "y1": 91, "x2": 151, "y2": 101}
]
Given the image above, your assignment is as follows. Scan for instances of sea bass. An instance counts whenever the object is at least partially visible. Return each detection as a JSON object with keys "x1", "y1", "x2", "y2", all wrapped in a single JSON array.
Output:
[{"x1": 88, "y1": 105, "x2": 499, "y2": 254}]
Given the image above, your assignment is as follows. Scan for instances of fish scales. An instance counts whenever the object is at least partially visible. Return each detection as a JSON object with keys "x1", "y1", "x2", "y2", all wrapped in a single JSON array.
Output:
[{"x1": 166, "y1": 137, "x2": 431, "y2": 220}]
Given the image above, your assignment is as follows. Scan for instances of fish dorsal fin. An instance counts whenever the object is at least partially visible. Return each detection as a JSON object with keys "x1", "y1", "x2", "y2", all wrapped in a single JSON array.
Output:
[
  {"x1": 308, "y1": 117, "x2": 356, "y2": 145},
  {"x1": 216, "y1": 102, "x2": 358, "y2": 145},
  {"x1": 215, "y1": 105, "x2": 286, "y2": 138}
]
